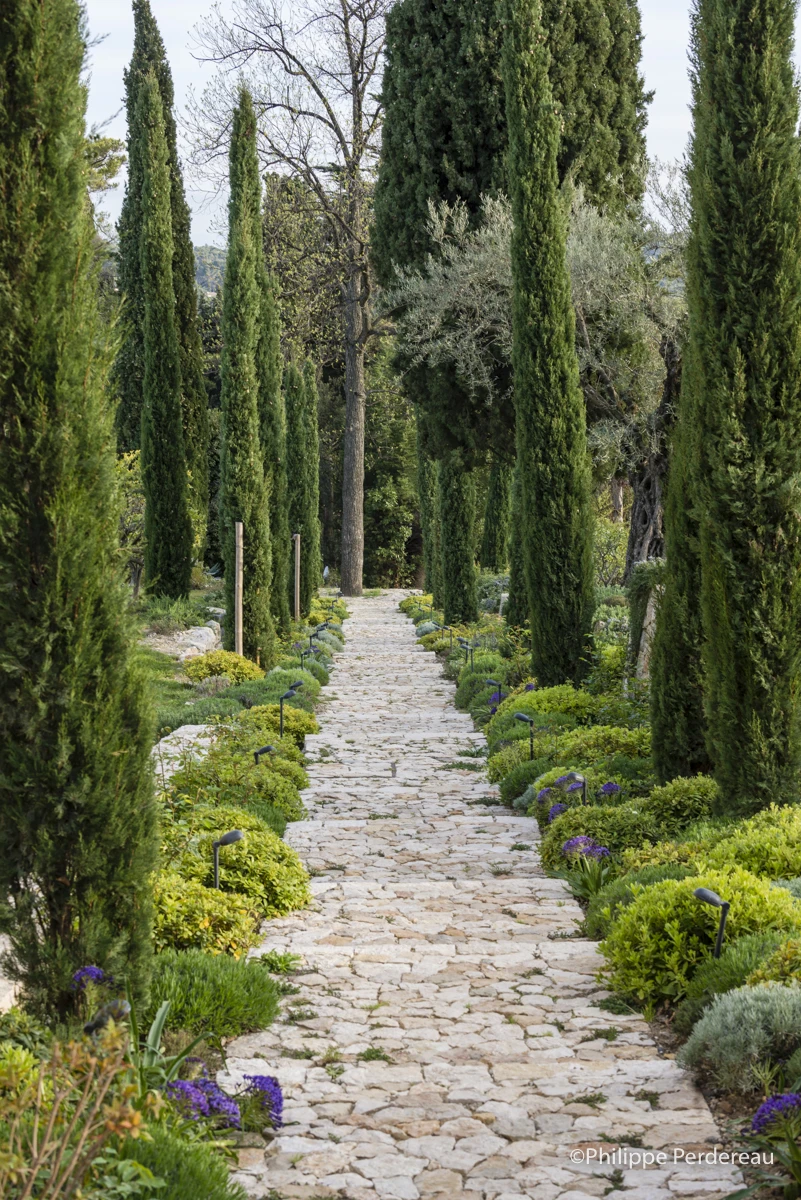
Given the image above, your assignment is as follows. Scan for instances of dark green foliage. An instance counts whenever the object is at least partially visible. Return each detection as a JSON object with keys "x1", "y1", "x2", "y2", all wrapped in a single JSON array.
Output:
[
  {"x1": 627, "y1": 559, "x2": 663, "y2": 671},
  {"x1": 674, "y1": 932, "x2": 786, "y2": 1035},
  {"x1": 117, "y1": 1, "x2": 208, "y2": 548},
  {"x1": 138, "y1": 73, "x2": 193, "y2": 599},
  {"x1": 121, "y1": 1127, "x2": 248, "y2": 1200},
  {"x1": 439, "y1": 450, "x2": 478, "y2": 624},
  {"x1": 584, "y1": 865, "x2": 695, "y2": 940},
  {"x1": 284, "y1": 363, "x2": 322, "y2": 616},
  {"x1": 690, "y1": 0, "x2": 801, "y2": 811},
  {"x1": 417, "y1": 440, "x2": 443, "y2": 605},
  {"x1": 503, "y1": 0, "x2": 594, "y2": 685},
  {"x1": 504, "y1": 464, "x2": 527, "y2": 628},
  {"x1": 144, "y1": 948, "x2": 279, "y2": 1037},
  {"x1": 499, "y1": 759, "x2": 553, "y2": 806},
  {"x1": 219, "y1": 90, "x2": 275, "y2": 665},
  {"x1": 256, "y1": 269, "x2": 291, "y2": 631},
  {"x1": 0, "y1": 0, "x2": 158, "y2": 1017},
  {"x1": 480, "y1": 459, "x2": 512, "y2": 572}
]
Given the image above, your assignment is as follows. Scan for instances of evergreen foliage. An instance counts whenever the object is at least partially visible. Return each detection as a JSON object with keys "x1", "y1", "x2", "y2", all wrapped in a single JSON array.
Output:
[
  {"x1": 439, "y1": 451, "x2": 478, "y2": 624},
  {"x1": 504, "y1": 464, "x2": 527, "y2": 627},
  {"x1": 256, "y1": 268, "x2": 291, "y2": 631},
  {"x1": 480, "y1": 459, "x2": 512, "y2": 571},
  {"x1": 284, "y1": 363, "x2": 322, "y2": 617},
  {"x1": 503, "y1": 0, "x2": 594, "y2": 684},
  {"x1": 219, "y1": 89, "x2": 275, "y2": 665},
  {"x1": 117, "y1": 1, "x2": 208, "y2": 547},
  {"x1": 417, "y1": 441, "x2": 443, "y2": 605},
  {"x1": 689, "y1": 0, "x2": 801, "y2": 810},
  {"x1": 138, "y1": 73, "x2": 193, "y2": 599},
  {"x1": 0, "y1": 0, "x2": 158, "y2": 1017}
]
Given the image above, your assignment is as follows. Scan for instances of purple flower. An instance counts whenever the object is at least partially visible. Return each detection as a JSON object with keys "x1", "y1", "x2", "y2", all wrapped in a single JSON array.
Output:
[
  {"x1": 562, "y1": 836, "x2": 610, "y2": 862},
  {"x1": 525, "y1": 683, "x2": 535, "y2": 692},
  {"x1": 166, "y1": 1078, "x2": 241, "y2": 1128},
  {"x1": 599, "y1": 782, "x2": 622, "y2": 796},
  {"x1": 548, "y1": 803, "x2": 568, "y2": 823},
  {"x1": 71, "y1": 966, "x2": 106, "y2": 991},
  {"x1": 489, "y1": 691, "x2": 502, "y2": 704},
  {"x1": 537, "y1": 787, "x2": 553, "y2": 804},
  {"x1": 554, "y1": 775, "x2": 573, "y2": 787},
  {"x1": 244, "y1": 1075, "x2": 283, "y2": 1127},
  {"x1": 489, "y1": 706, "x2": 497, "y2": 715},
  {"x1": 567, "y1": 781, "x2": 583, "y2": 793},
  {"x1": 752, "y1": 1093, "x2": 801, "y2": 1135}
]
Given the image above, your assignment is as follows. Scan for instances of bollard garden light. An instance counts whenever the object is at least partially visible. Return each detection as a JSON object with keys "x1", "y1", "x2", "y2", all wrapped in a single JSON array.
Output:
[
  {"x1": 279, "y1": 690, "x2": 297, "y2": 738},
  {"x1": 485, "y1": 679, "x2": 507, "y2": 705},
  {"x1": 253, "y1": 744, "x2": 276, "y2": 766},
  {"x1": 213, "y1": 829, "x2": 244, "y2": 889},
  {"x1": 514, "y1": 712, "x2": 535, "y2": 761},
  {"x1": 562, "y1": 770, "x2": 588, "y2": 806},
  {"x1": 694, "y1": 888, "x2": 730, "y2": 959}
]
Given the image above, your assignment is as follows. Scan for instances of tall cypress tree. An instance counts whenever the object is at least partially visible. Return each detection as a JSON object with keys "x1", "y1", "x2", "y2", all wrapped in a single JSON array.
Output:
[
  {"x1": 118, "y1": 0, "x2": 208, "y2": 549},
  {"x1": 503, "y1": 0, "x2": 594, "y2": 684},
  {"x1": 480, "y1": 459, "x2": 512, "y2": 572},
  {"x1": 0, "y1": 0, "x2": 158, "y2": 1017},
  {"x1": 684, "y1": 0, "x2": 801, "y2": 808},
  {"x1": 256, "y1": 268, "x2": 291, "y2": 631},
  {"x1": 285, "y1": 362, "x2": 322, "y2": 617},
  {"x1": 504, "y1": 464, "x2": 528, "y2": 627},
  {"x1": 139, "y1": 72, "x2": 193, "y2": 598},
  {"x1": 417, "y1": 440, "x2": 443, "y2": 605},
  {"x1": 220, "y1": 90, "x2": 274, "y2": 664},
  {"x1": 440, "y1": 450, "x2": 479, "y2": 624}
]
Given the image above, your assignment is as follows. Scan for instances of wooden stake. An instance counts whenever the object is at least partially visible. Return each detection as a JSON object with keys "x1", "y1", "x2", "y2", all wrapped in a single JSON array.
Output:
[
  {"x1": 293, "y1": 532, "x2": 301, "y2": 623},
  {"x1": 235, "y1": 521, "x2": 244, "y2": 656}
]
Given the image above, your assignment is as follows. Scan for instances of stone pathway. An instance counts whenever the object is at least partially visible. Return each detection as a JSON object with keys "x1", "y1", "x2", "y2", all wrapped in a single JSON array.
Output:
[{"x1": 224, "y1": 592, "x2": 741, "y2": 1200}]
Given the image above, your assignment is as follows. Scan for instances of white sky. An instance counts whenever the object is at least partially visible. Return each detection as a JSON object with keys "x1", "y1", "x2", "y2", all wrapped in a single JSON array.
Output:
[{"x1": 82, "y1": 0, "x2": 800, "y2": 246}]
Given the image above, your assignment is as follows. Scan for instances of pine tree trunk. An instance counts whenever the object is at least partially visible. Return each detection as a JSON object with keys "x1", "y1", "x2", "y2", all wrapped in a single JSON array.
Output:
[
  {"x1": 341, "y1": 255, "x2": 367, "y2": 596},
  {"x1": 625, "y1": 337, "x2": 679, "y2": 579}
]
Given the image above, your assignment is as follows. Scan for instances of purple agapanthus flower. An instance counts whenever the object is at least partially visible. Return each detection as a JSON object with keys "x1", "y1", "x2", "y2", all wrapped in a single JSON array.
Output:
[
  {"x1": 489, "y1": 706, "x2": 498, "y2": 715},
  {"x1": 562, "y1": 836, "x2": 611, "y2": 862},
  {"x1": 752, "y1": 1094, "x2": 801, "y2": 1135},
  {"x1": 489, "y1": 691, "x2": 502, "y2": 704},
  {"x1": 166, "y1": 1078, "x2": 241, "y2": 1128},
  {"x1": 567, "y1": 781, "x2": 583, "y2": 793},
  {"x1": 599, "y1": 782, "x2": 622, "y2": 796},
  {"x1": 548, "y1": 803, "x2": 568, "y2": 823},
  {"x1": 71, "y1": 966, "x2": 106, "y2": 991},
  {"x1": 537, "y1": 787, "x2": 553, "y2": 804},
  {"x1": 554, "y1": 775, "x2": 573, "y2": 787},
  {"x1": 524, "y1": 683, "x2": 536, "y2": 692},
  {"x1": 244, "y1": 1075, "x2": 283, "y2": 1127}
]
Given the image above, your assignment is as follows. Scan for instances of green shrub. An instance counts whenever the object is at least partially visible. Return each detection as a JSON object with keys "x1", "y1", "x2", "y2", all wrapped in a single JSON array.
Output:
[
  {"x1": 171, "y1": 806, "x2": 310, "y2": 917},
  {"x1": 641, "y1": 775, "x2": 719, "y2": 834},
  {"x1": 550, "y1": 724, "x2": 651, "y2": 765},
  {"x1": 499, "y1": 758, "x2": 553, "y2": 805},
  {"x1": 489, "y1": 683, "x2": 599, "y2": 731},
  {"x1": 145, "y1": 948, "x2": 279, "y2": 1037},
  {"x1": 584, "y1": 864, "x2": 695, "y2": 940},
  {"x1": 621, "y1": 839, "x2": 714, "y2": 873},
  {"x1": 540, "y1": 804, "x2": 664, "y2": 870},
  {"x1": 228, "y1": 704, "x2": 318, "y2": 748},
  {"x1": 705, "y1": 805, "x2": 801, "y2": 878},
  {"x1": 747, "y1": 938, "x2": 801, "y2": 986},
  {"x1": 677, "y1": 983, "x2": 801, "y2": 1093},
  {"x1": 601, "y1": 868, "x2": 801, "y2": 1006},
  {"x1": 455, "y1": 665, "x2": 510, "y2": 711},
  {"x1": 152, "y1": 872, "x2": 259, "y2": 958},
  {"x1": 488, "y1": 739, "x2": 535, "y2": 781},
  {"x1": 673, "y1": 932, "x2": 786, "y2": 1034},
  {"x1": 278, "y1": 655, "x2": 329, "y2": 685},
  {"x1": 167, "y1": 751, "x2": 305, "y2": 824},
  {"x1": 775, "y1": 877, "x2": 801, "y2": 900},
  {"x1": 120, "y1": 1127, "x2": 248, "y2": 1199},
  {"x1": 156, "y1": 697, "x2": 243, "y2": 737},
  {"x1": 185, "y1": 651, "x2": 265, "y2": 684}
]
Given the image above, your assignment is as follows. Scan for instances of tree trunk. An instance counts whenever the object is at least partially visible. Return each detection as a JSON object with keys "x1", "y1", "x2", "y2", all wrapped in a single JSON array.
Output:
[
  {"x1": 610, "y1": 476, "x2": 625, "y2": 522},
  {"x1": 340, "y1": 258, "x2": 367, "y2": 595},
  {"x1": 624, "y1": 337, "x2": 681, "y2": 580}
]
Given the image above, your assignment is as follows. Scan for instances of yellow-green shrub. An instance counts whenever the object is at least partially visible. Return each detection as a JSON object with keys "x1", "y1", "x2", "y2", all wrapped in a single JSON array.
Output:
[
  {"x1": 152, "y1": 871, "x2": 260, "y2": 957},
  {"x1": 551, "y1": 724, "x2": 651, "y2": 765},
  {"x1": 540, "y1": 803, "x2": 663, "y2": 869},
  {"x1": 704, "y1": 805, "x2": 801, "y2": 878},
  {"x1": 167, "y1": 750, "x2": 306, "y2": 823},
  {"x1": 488, "y1": 684, "x2": 598, "y2": 736},
  {"x1": 642, "y1": 775, "x2": 719, "y2": 833},
  {"x1": 185, "y1": 650, "x2": 264, "y2": 684},
  {"x1": 601, "y1": 867, "x2": 801, "y2": 1006},
  {"x1": 229, "y1": 704, "x2": 319, "y2": 748},
  {"x1": 747, "y1": 938, "x2": 801, "y2": 985},
  {"x1": 621, "y1": 840, "x2": 709, "y2": 873}
]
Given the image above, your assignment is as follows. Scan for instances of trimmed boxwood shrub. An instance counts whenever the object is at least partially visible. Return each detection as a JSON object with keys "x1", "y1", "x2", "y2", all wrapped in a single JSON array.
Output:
[
  {"x1": 673, "y1": 931, "x2": 787, "y2": 1035},
  {"x1": 499, "y1": 758, "x2": 554, "y2": 805},
  {"x1": 219, "y1": 703, "x2": 319, "y2": 748},
  {"x1": 279, "y1": 655, "x2": 329, "y2": 685},
  {"x1": 642, "y1": 776, "x2": 719, "y2": 831},
  {"x1": 705, "y1": 805, "x2": 801, "y2": 878},
  {"x1": 747, "y1": 938, "x2": 801, "y2": 986},
  {"x1": 152, "y1": 872, "x2": 259, "y2": 957},
  {"x1": 185, "y1": 651, "x2": 264, "y2": 683},
  {"x1": 584, "y1": 864, "x2": 696, "y2": 940},
  {"x1": 145, "y1": 948, "x2": 280, "y2": 1037},
  {"x1": 677, "y1": 983, "x2": 801, "y2": 1093},
  {"x1": 601, "y1": 868, "x2": 801, "y2": 1006},
  {"x1": 540, "y1": 804, "x2": 664, "y2": 870},
  {"x1": 167, "y1": 752, "x2": 305, "y2": 824},
  {"x1": 120, "y1": 1127, "x2": 248, "y2": 1199}
]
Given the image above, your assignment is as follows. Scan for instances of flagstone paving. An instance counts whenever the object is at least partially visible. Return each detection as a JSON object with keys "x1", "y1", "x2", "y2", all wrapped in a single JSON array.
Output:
[{"x1": 224, "y1": 591, "x2": 741, "y2": 1200}]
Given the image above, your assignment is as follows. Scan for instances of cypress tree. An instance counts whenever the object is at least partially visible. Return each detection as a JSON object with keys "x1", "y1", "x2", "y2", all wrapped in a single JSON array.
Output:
[
  {"x1": 504, "y1": 464, "x2": 528, "y2": 627},
  {"x1": 0, "y1": 0, "x2": 158, "y2": 1017},
  {"x1": 118, "y1": 0, "x2": 208, "y2": 549},
  {"x1": 256, "y1": 268, "x2": 291, "y2": 631},
  {"x1": 220, "y1": 89, "x2": 274, "y2": 664},
  {"x1": 503, "y1": 0, "x2": 594, "y2": 685},
  {"x1": 686, "y1": 0, "x2": 801, "y2": 808},
  {"x1": 139, "y1": 73, "x2": 193, "y2": 598},
  {"x1": 417, "y1": 440, "x2": 443, "y2": 605},
  {"x1": 439, "y1": 450, "x2": 478, "y2": 624},
  {"x1": 285, "y1": 363, "x2": 322, "y2": 617},
  {"x1": 480, "y1": 459, "x2": 512, "y2": 572}
]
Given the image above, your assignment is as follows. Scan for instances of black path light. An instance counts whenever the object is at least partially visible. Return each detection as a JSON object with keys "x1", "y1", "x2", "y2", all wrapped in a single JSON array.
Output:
[
  {"x1": 562, "y1": 770, "x2": 588, "y2": 805},
  {"x1": 485, "y1": 679, "x2": 507, "y2": 705},
  {"x1": 694, "y1": 887, "x2": 731, "y2": 958},
  {"x1": 213, "y1": 829, "x2": 244, "y2": 889},
  {"x1": 279, "y1": 683, "x2": 304, "y2": 738},
  {"x1": 433, "y1": 622, "x2": 454, "y2": 650},
  {"x1": 253, "y1": 744, "x2": 276, "y2": 765},
  {"x1": 514, "y1": 712, "x2": 536, "y2": 761}
]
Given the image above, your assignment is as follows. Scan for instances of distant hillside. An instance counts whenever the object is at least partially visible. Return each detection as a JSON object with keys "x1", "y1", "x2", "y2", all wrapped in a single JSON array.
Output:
[{"x1": 194, "y1": 244, "x2": 226, "y2": 293}]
